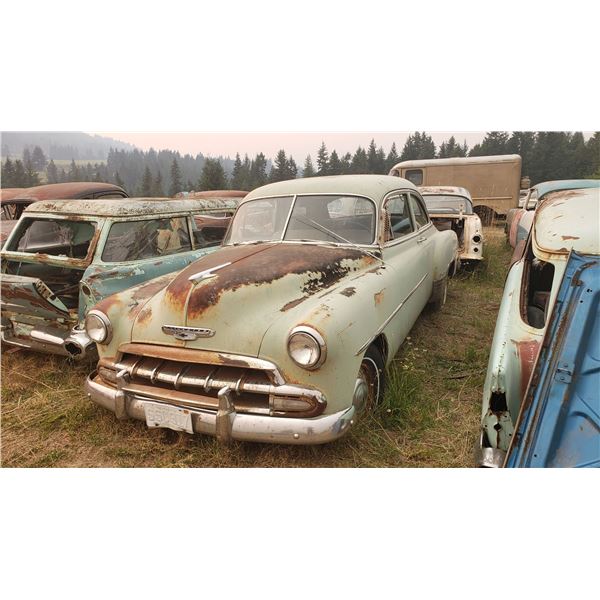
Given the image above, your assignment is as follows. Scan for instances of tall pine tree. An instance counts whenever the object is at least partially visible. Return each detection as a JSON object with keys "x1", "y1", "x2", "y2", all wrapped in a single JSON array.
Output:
[
  {"x1": 169, "y1": 158, "x2": 183, "y2": 196},
  {"x1": 303, "y1": 155, "x2": 315, "y2": 177},
  {"x1": 316, "y1": 142, "x2": 329, "y2": 176}
]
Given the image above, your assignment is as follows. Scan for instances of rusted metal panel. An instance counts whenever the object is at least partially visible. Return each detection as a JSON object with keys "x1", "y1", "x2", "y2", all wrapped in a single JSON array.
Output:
[
  {"x1": 23, "y1": 197, "x2": 241, "y2": 217},
  {"x1": 506, "y1": 252, "x2": 600, "y2": 467},
  {"x1": 477, "y1": 184, "x2": 600, "y2": 465}
]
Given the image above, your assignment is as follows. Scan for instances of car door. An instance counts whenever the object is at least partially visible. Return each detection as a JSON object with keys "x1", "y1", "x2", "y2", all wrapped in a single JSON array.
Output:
[
  {"x1": 379, "y1": 191, "x2": 429, "y2": 358},
  {"x1": 408, "y1": 191, "x2": 435, "y2": 283}
]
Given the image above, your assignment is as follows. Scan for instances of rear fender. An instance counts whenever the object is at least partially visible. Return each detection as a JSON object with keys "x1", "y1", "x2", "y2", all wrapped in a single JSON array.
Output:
[{"x1": 431, "y1": 229, "x2": 458, "y2": 281}]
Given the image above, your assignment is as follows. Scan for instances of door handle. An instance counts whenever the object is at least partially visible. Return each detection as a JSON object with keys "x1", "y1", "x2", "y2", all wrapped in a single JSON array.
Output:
[{"x1": 417, "y1": 236, "x2": 426, "y2": 244}]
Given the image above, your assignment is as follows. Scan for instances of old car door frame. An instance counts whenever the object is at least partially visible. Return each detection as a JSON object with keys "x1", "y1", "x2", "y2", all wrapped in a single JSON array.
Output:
[{"x1": 378, "y1": 189, "x2": 430, "y2": 358}]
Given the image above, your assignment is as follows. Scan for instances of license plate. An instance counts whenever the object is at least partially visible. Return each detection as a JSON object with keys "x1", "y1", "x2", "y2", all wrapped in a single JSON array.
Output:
[{"x1": 144, "y1": 402, "x2": 193, "y2": 434}]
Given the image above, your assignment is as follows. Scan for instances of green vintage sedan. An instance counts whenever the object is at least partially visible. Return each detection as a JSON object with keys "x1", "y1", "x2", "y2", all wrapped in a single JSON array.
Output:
[{"x1": 84, "y1": 175, "x2": 458, "y2": 444}]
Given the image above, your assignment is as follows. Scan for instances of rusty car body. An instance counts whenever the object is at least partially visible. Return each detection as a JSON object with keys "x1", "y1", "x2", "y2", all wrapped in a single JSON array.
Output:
[
  {"x1": 419, "y1": 186, "x2": 483, "y2": 263},
  {"x1": 84, "y1": 175, "x2": 458, "y2": 445},
  {"x1": 504, "y1": 251, "x2": 600, "y2": 468},
  {"x1": 506, "y1": 180, "x2": 600, "y2": 249},
  {"x1": 389, "y1": 155, "x2": 522, "y2": 222},
  {"x1": 476, "y1": 186, "x2": 600, "y2": 467},
  {"x1": 1, "y1": 196, "x2": 241, "y2": 360},
  {"x1": 0, "y1": 182, "x2": 129, "y2": 245}
]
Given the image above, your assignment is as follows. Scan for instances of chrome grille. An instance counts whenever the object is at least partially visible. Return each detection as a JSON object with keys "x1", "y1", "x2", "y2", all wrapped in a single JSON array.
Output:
[{"x1": 97, "y1": 349, "x2": 326, "y2": 418}]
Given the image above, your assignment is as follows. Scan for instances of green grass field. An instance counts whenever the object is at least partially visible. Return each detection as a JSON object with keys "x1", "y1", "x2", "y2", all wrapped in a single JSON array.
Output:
[{"x1": 0, "y1": 228, "x2": 512, "y2": 467}]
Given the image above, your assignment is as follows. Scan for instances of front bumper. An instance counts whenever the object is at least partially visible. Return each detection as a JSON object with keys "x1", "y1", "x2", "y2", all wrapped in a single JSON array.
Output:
[
  {"x1": 85, "y1": 371, "x2": 355, "y2": 445},
  {"x1": 1, "y1": 320, "x2": 96, "y2": 360}
]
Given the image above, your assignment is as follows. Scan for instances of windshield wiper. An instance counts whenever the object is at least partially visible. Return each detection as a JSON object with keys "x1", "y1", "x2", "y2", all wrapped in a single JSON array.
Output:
[{"x1": 288, "y1": 215, "x2": 386, "y2": 265}]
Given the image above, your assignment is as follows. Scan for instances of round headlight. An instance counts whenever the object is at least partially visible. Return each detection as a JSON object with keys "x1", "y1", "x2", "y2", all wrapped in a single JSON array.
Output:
[
  {"x1": 85, "y1": 310, "x2": 112, "y2": 344},
  {"x1": 287, "y1": 326, "x2": 326, "y2": 370}
]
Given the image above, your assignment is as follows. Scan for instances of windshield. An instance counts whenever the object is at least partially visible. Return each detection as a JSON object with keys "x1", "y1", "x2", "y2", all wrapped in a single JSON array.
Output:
[
  {"x1": 7, "y1": 217, "x2": 97, "y2": 259},
  {"x1": 422, "y1": 195, "x2": 473, "y2": 215},
  {"x1": 102, "y1": 217, "x2": 192, "y2": 262},
  {"x1": 225, "y1": 195, "x2": 376, "y2": 245}
]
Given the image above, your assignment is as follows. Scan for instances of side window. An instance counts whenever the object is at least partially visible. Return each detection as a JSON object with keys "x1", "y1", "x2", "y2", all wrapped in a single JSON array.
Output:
[
  {"x1": 102, "y1": 217, "x2": 192, "y2": 262},
  {"x1": 384, "y1": 194, "x2": 414, "y2": 241},
  {"x1": 405, "y1": 169, "x2": 423, "y2": 186},
  {"x1": 409, "y1": 194, "x2": 429, "y2": 229},
  {"x1": 192, "y1": 214, "x2": 232, "y2": 248}
]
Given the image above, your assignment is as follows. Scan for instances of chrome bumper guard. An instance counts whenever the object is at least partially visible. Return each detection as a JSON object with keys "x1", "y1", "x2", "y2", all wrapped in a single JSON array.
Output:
[{"x1": 86, "y1": 370, "x2": 355, "y2": 445}]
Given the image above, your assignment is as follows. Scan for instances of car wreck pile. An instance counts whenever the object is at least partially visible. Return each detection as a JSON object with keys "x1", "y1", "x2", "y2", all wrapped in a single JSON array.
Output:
[{"x1": 1, "y1": 176, "x2": 598, "y2": 467}]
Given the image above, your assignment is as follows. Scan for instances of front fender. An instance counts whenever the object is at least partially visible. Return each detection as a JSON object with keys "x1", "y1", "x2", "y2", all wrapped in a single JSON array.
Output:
[{"x1": 258, "y1": 263, "x2": 397, "y2": 414}]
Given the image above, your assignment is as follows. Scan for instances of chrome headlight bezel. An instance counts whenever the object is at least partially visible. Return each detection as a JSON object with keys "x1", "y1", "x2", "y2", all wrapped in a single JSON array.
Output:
[
  {"x1": 85, "y1": 309, "x2": 112, "y2": 345},
  {"x1": 287, "y1": 325, "x2": 327, "y2": 370}
]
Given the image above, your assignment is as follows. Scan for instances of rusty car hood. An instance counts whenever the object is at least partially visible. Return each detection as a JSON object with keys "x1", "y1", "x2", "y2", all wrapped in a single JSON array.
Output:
[{"x1": 129, "y1": 242, "x2": 378, "y2": 356}]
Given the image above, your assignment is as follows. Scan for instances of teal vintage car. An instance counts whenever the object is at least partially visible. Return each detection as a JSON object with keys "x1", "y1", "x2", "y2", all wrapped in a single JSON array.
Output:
[
  {"x1": 1, "y1": 196, "x2": 242, "y2": 359},
  {"x1": 84, "y1": 175, "x2": 458, "y2": 444}
]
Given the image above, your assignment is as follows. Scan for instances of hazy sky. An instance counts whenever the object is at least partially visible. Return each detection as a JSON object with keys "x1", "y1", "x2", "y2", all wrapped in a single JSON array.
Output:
[{"x1": 93, "y1": 132, "x2": 487, "y2": 161}]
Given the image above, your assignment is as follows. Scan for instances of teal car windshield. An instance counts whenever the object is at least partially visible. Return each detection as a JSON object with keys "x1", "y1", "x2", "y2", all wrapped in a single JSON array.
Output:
[
  {"x1": 225, "y1": 194, "x2": 376, "y2": 245},
  {"x1": 423, "y1": 195, "x2": 473, "y2": 215}
]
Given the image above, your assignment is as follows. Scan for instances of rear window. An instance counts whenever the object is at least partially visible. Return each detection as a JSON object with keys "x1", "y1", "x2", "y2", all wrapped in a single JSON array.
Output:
[
  {"x1": 9, "y1": 218, "x2": 96, "y2": 259},
  {"x1": 102, "y1": 217, "x2": 191, "y2": 262}
]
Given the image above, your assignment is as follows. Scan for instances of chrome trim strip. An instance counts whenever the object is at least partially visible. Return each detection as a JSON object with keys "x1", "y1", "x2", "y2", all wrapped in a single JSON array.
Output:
[
  {"x1": 355, "y1": 273, "x2": 429, "y2": 356},
  {"x1": 188, "y1": 262, "x2": 232, "y2": 283}
]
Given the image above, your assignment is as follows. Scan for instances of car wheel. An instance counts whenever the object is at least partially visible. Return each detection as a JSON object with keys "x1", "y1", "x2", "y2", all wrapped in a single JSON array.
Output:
[
  {"x1": 354, "y1": 345, "x2": 385, "y2": 414},
  {"x1": 430, "y1": 276, "x2": 448, "y2": 311}
]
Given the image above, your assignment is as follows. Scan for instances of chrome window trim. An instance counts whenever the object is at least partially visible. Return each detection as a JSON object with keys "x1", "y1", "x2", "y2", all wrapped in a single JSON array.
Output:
[
  {"x1": 408, "y1": 191, "x2": 431, "y2": 229},
  {"x1": 381, "y1": 189, "x2": 425, "y2": 247}
]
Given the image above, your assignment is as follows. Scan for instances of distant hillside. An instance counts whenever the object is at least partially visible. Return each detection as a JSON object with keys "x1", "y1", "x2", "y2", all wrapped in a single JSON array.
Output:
[{"x1": 0, "y1": 131, "x2": 135, "y2": 161}]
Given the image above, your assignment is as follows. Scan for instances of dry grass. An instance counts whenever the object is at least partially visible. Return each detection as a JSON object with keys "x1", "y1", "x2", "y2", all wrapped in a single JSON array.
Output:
[{"x1": 0, "y1": 227, "x2": 512, "y2": 468}]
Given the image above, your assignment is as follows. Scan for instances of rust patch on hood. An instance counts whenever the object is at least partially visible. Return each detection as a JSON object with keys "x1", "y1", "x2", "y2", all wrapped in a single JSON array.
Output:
[
  {"x1": 280, "y1": 297, "x2": 307, "y2": 312},
  {"x1": 94, "y1": 274, "x2": 174, "y2": 315},
  {"x1": 374, "y1": 289, "x2": 385, "y2": 305},
  {"x1": 561, "y1": 235, "x2": 580, "y2": 241},
  {"x1": 161, "y1": 243, "x2": 375, "y2": 320}
]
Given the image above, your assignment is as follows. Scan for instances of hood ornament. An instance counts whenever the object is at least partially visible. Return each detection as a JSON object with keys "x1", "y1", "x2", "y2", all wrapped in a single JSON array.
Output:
[
  {"x1": 188, "y1": 262, "x2": 232, "y2": 284},
  {"x1": 162, "y1": 325, "x2": 215, "y2": 341}
]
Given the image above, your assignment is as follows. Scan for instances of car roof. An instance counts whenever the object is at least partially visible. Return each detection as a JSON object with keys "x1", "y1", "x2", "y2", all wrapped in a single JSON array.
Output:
[
  {"x1": 244, "y1": 175, "x2": 417, "y2": 204},
  {"x1": 176, "y1": 190, "x2": 248, "y2": 199},
  {"x1": 0, "y1": 188, "x2": 27, "y2": 202},
  {"x1": 390, "y1": 154, "x2": 521, "y2": 171},
  {"x1": 419, "y1": 186, "x2": 472, "y2": 200},
  {"x1": 23, "y1": 197, "x2": 242, "y2": 217},
  {"x1": 533, "y1": 187, "x2": 600, "y2": 256},
  {"x1": 533, "y1": 179, "x2": 600, "y2": 199},
  {"x1": 9, "y1": 181, "x2": 128, "y2": 201}
]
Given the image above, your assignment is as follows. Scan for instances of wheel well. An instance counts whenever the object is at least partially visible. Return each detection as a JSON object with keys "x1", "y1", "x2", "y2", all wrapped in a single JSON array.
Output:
[{"x1": 370, "y1": 334, "x2": 389, "y2": 364}]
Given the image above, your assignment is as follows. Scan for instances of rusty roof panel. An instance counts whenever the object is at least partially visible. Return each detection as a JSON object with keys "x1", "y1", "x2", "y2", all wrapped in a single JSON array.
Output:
[{"x1": 24, "y1": 197, "x2": 242, "y2": 217}]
